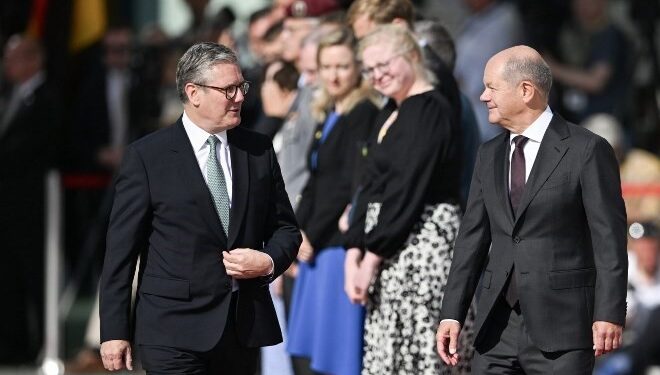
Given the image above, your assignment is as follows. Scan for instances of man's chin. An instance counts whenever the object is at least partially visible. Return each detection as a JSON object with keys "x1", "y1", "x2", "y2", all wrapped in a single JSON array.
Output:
[{"x1": 227, "y1": 114, "x2": 241, "y2": 127}]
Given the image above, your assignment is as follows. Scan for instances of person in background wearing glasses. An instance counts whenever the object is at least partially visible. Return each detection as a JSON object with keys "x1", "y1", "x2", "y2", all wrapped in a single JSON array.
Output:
[
  {"x1": 343, "y1": 25, "x2": 474, "y2": 374},
  {"x1": 286, "y1": 27, "x2": 380, "y2": 375},
  {"x1": 99, "y1": 42, "x2": 301, "y2": 374}
]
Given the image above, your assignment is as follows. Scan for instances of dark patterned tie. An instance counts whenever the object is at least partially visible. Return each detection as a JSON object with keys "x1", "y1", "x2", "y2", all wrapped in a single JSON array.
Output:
[
  {"x1": 207, "y1": 135, "x2": 231, "y2": 236},
  {"x1": 506, "y1": 135, "x2": 529, "y2": 307}
]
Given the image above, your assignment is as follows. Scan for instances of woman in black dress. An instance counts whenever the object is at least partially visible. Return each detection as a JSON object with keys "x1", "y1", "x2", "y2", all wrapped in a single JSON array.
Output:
[
  {"x1": 287, "y1": 27, "x2": 380, "y2": 375},
  {"x1": 344, "y1": 25, "x2": 474, "y2": 374}
]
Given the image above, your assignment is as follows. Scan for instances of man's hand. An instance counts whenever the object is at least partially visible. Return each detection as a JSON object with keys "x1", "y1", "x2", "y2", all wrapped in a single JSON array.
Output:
[
  {"x1": 344, "y1": 247, "x2": 363, "y2": 303},
  {"x1": 592, "y1": 321, "x2": 623, "y2": 356},
  {"x1": 436, "y1": 320, "x2": 461, "y2": 366},
  {"x1": 100, "y1": 339, "x2": 133, "y2": 371},
  {"x1": 297, "y1": 231, "x2": 314, "y2": 263},
  {"x1": 223, "y1": 248, "x2": 273, "y2": 279}
]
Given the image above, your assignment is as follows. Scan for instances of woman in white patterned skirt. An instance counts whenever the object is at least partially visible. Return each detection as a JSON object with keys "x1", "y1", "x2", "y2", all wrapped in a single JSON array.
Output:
[{"x1": 343, "y1": 25, "x2": 475, "y2": 375}]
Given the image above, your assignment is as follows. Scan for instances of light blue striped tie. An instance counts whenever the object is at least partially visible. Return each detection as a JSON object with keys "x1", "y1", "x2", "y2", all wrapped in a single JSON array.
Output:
[{"x1": 207, "y1": 135, "x2": 230, "y2": 236}]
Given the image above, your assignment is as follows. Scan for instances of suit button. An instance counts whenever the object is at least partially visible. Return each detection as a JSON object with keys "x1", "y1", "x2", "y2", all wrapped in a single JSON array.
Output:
[{"x1": 514, "y1": 236, "x2": 521, "y2": 243}]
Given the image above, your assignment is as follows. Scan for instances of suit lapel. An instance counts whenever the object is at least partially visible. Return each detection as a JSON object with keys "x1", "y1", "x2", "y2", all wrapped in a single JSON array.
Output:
[
  {"x1": 514, "y1": 115, "x2": 570, "y2": 225},
  {"x1": 227, "y1": 131, "x2": 249, "y2": 249},
  {"x1": 170, "y1": 120, "x2": 227, "y2": 243},
  {"x1": 494, "y1": 134, "x2": 515, "y2": 227}
]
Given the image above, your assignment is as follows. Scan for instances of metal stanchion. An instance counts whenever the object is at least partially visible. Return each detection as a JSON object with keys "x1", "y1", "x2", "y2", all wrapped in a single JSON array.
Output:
[{"x1": 41, "y1": 170, "x2": 64, "y2": 375}]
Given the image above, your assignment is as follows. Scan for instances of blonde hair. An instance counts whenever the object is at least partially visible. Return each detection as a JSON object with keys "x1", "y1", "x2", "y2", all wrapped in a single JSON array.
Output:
[
  {"x1": 346, "y1": 0, "x2": 414, "y2": 28},
  {"x1": 358, "y1": 24, "x2": 436, "y2": 87},
  {"x1": 312, "y1": 27, "x2": 379, "y2": 122}
]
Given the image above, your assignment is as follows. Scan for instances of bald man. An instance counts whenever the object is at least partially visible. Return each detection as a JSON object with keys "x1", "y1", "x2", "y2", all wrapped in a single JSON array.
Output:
[{"x1": 436, "y1": 46, "x2": 627, "y2": 374}]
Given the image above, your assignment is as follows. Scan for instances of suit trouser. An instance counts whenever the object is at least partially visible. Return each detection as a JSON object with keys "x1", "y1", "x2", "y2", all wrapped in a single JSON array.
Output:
[
  {"x1": 139, "y1": 292, "x2": 258, "y2": 375},
  {"x1": 473, "y1": 297, "x2": 594, "y2": 374}
]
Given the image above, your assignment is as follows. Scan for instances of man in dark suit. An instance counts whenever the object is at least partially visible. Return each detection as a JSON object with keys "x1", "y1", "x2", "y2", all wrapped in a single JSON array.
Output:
[
  {"x1": 0, "y1": 34, "x2": 61, "y2": 364},
  {"x1": 99, "y1": 42, "x2": 301, "y2": 374},
  {"x1": 436, "y1": 45, "x2": 627, "y2": 374}
]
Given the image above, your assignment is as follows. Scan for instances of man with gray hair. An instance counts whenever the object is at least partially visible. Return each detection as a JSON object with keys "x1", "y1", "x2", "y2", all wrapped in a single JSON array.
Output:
[
  {"x1": 99, "y1": 42, "x2": 300, "y2": 374},
  {"x1": 437, "y1": 45, "x2": 627, "y2": 373}
]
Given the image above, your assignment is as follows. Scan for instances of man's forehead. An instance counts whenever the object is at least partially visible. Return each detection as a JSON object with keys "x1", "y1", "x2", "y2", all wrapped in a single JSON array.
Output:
[{"x1": 208, "y1": 63, "x2": 243, "y2": 82}]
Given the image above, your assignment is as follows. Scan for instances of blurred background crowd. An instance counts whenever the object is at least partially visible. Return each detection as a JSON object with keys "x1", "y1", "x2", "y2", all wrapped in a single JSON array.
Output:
[{"x1": 0, "y1": 0, "x2": 658, "y2": 374}]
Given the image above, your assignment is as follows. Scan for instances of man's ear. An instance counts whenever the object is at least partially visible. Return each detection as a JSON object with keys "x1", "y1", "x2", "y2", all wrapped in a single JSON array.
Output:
[
  {"x1": 520, "y1": 80, "x2": 536, "y2": 104},
  {"x1": 185, "y1": 83, "x2": 201, "y2": 107}
]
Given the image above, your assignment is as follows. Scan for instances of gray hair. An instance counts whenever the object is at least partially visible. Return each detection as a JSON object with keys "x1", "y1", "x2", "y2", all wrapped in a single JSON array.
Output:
[
  {"x1": 414, "y1": 20, "x2": 455, "y2": 71},
  {"x1": 502, "y1": 55, "x2": 553, "y2": 98},
  {"x1": 176, "y1": 42, "x2": 238, "y2": 103}
]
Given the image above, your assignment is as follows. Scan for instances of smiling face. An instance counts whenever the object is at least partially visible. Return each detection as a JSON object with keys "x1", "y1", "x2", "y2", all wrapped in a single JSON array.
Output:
[
  {"x1": 318, "y1": 45, "x2": 360, "y2": 101},
  {"x1": 361, "y1": 41, "x2": 415, "y2": 103},
  {"x1": 479, "y1": 55, "x2": 524, "y2": 129},
  {"x1": 186, "y1": 63, "x2": 245, "y2": 133}
]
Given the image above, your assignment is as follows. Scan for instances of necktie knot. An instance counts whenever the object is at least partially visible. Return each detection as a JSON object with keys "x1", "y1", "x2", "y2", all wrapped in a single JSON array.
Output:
[
  {"x1": 513, "y1": 135, "x2": 528, "y2": 149},
  {"x1": 207, "y1": 135, "x2": 219, "y2": 148}
]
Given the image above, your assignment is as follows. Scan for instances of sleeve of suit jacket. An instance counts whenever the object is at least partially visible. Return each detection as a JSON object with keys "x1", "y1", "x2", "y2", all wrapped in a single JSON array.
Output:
[
  {"x1": 100, "y1": 145, "x2": 151, "y2": 341},
  {"x1": 441, "y1": 146, "x2": 492, "y2": 324},
  {"x1": 580, "y1": 136, "x2": 627, "y2": 325}
]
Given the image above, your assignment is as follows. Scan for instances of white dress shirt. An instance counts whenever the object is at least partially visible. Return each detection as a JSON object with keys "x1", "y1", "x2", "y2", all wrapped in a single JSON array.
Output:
[
  {"x1": 182, "y1": 111, "x2": 233, "y2": 203},
  {"x1": 508, "y1": 106, "x2": 553, "y2": 188},
  {"x1": 182, "y1": 112, "x2": 273, "y2": 288},
  {"x1": 0, "y1": 71, "x2": 45, "y2": 135}
]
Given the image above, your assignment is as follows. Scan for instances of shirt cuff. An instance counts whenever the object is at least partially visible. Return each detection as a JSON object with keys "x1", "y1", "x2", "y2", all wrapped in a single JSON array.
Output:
[
  {"x1": 265, "y1": 254, "x2": 275, "y2": 277},
  {"x1": 441, "y1": 319, "x2": 461, "y2": 325}
]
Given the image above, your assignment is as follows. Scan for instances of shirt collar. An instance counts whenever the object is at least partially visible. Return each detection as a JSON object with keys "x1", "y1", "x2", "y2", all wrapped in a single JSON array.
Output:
[
  {"x1": 15, "y1": 71, "x2": 45, "y2": 100},
  {"x1": 510, "y1": 106, "x2": 553, "y2": 144},
  {"x1": 182, "y1": 111, "x2": 229, "y2": 151}
]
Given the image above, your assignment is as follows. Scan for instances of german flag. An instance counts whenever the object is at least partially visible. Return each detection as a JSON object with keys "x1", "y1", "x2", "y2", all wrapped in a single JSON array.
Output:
[{"x1": 69, "y1": 0, "x2": 107, "y2": 52}]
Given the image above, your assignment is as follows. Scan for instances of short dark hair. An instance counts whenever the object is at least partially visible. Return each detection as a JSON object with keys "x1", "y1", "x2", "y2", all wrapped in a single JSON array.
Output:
[{"x1": 249, "y1": 7, "x2": 272, "y2": 25}]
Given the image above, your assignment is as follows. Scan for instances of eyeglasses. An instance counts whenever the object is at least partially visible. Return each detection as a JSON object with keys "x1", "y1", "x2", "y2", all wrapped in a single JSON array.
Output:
[
  {"x1": 360, "y1": 51, "x2": 408, "y2": 80},
  {"x1": 193, "y1": 81, "x2": 250, "y2": 100}
]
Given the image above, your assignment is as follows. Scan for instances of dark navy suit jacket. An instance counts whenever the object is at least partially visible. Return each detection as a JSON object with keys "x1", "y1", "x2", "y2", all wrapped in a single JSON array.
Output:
[{"x1": 100, "y1": 118, "x2": 300, "y2": 351}]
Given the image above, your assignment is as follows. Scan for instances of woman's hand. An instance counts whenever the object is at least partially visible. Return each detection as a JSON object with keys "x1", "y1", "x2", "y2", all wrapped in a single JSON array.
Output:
[
  {"x1": 297, "y1": 231, "x2": 315, "y2": 263},
  {"x1": 338, "y1": 204, "x2": 352, "y2": 233},
  {"x1": 344, "y1": 247, "x2": 363, "y2": 303},
  {"x1": 353, "y1": 251, "x2": 382, "y2": 305}
]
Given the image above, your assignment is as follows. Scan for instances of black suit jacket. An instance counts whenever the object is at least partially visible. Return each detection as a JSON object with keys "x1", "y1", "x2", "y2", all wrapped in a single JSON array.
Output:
[
  {"x1": 296, "y1": 100, "x2": 378, "y2": 250},
  {"x1": 100, "y1": 119, "x2": 300, "y2": 351},
  {"x1": 441, "y1": 114, "x2": 627, "y2": 352}
]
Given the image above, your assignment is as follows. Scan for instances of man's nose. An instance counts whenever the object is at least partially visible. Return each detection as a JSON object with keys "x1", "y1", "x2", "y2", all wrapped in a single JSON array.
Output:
[
  {"x1": 234, "y1": 88, "x2": 246, "y2": 103},
  {"x1": 479, "y1": 89, "x2": 489, "y2": 102}
]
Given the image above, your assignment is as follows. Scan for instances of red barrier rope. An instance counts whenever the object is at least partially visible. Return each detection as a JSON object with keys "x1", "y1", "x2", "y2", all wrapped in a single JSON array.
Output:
[{"x1": 61, "y1": 173, "x2": 112, "y2": 189}]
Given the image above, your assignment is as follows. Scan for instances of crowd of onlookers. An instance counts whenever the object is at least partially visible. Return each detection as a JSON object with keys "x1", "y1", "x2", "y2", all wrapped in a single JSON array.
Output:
[{"x1": 0, "y1": 0, "x2": 658, "y2": 373}]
